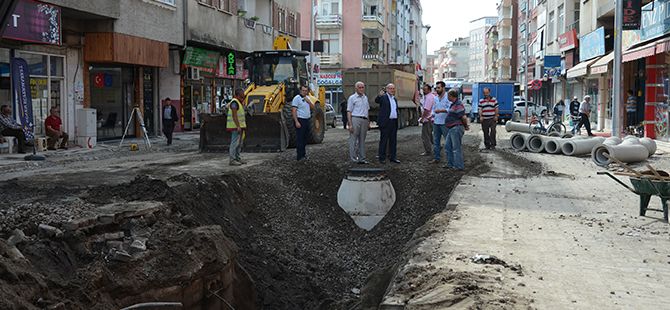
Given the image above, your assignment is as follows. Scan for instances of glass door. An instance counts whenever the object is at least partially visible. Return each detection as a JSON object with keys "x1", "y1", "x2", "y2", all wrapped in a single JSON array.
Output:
[{"x1": 183, "y1": 85, "x2": 193, "y2": 130}]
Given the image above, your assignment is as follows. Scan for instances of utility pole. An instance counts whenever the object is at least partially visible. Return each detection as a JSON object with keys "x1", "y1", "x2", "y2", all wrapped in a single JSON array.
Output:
[
  {"x1": 612, "y1": 0, "x2": 623, "y2": 137},
  {"x1": 310, "y1": 2, "x2": 315, "y2": 91},
  {"x1": 524, "y1": 0, "x2": 529, "y2": 122}
]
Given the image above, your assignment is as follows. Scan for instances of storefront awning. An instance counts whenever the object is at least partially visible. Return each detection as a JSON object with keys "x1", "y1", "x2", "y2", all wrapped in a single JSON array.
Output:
[
  {"x1": 566, "y1": 56, "x2": 601, "y2": 79},
  {"x1": 590, "y1": 52, "x2": 614, "y2": 74},
  {"x1": 623, "y1": 40, "x2": 657, "y2": 63}
]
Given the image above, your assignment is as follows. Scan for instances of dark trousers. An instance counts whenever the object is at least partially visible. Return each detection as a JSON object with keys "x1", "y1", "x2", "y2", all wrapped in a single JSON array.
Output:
[
  {"x1": 627, "y1": 111, "x2": 637, "y2": 127},
  {"x1": 163, "y1": 119, "x2": 175, "y2": 144},
  {"x1": 296, "y1": 118, "x2": 310, "y2": 159},
  {"x1": 379, "y1": 119, "x2": 398, "y2": 160},
  {"x1": 46, "y1": 130, "x2": 69, "y2": 148},
  {"x1": 577, "y1": 113, "x2": 592, "y2": 135},
  {"x1": 342, "y1": 114, "x2": 348, "y2": 129},
  {"x1": 1, "y1": 128, "x2": 26, "y2": 149},
  {"x1": 481, "y1": 118, "x2": 497, "y2": 148}
]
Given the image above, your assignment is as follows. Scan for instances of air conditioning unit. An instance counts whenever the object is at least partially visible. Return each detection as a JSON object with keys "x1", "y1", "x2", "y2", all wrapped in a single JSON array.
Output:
[{"x1": 186, "y1": 67, "x2": 200, "y2": 80}]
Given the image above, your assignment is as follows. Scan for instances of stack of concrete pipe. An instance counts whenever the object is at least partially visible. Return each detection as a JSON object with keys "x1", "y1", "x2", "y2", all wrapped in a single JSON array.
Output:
[
  {"x1": 510, "y1": 132, "x2": 575, "y2": 153},
  {"x1": 591, "y1": 136, "x2": 657, "y2": 166}
]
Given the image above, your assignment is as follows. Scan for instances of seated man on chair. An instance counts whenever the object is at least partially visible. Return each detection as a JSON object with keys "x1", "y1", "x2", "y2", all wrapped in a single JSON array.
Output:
[
  {"x1": 45, "y1": 107, "x2": 68, "y2": 150},
  {"x1": 0, "y1": 105, "x2": 34, "y2": 154}
]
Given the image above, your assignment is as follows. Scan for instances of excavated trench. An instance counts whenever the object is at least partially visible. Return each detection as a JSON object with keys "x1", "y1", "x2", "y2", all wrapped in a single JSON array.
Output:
[{"x1": 0, "y1": 130, "x2": 543, "y2": 309}]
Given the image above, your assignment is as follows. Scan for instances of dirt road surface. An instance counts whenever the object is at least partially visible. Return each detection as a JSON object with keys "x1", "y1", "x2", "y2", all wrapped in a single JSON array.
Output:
[{"x1": 0, "y1": 122, "x2": 668, "y2": 309}]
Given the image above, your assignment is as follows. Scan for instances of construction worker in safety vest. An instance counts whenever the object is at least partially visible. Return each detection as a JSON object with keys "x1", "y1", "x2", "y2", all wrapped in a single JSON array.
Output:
[{"x1": 227, "y1": 87, "x2": 247, "y2": 166}]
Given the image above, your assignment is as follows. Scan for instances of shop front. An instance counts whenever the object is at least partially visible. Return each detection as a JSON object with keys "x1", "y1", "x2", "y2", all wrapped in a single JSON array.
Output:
[
  {"x1": 1, "y1": 0, "x2": 67, "y2": 140},
  {"x1": 83, "y1": 33, "x2": 168, "y2": 140},
  {"x1": 181, "y1": 47, "x2": 248, "y2": 130}
]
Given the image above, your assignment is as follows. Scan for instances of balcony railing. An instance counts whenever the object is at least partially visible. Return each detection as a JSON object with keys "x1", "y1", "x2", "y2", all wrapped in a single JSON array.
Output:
[
  {"x1": 362, "y1": 15, "x2": 384, "y2": 26},
  {"x1": 567, "y1": 19, "x2": 579, "y2": 37},
  {"x1": 316, "y1": 15, "x2": 342, "y2": 28},
  {"x1": 363, "y1": 53, "x2": 383, "y2": 61},
  {"x1": 319, "y1": 53, "x2": 342, "y2": 67}
]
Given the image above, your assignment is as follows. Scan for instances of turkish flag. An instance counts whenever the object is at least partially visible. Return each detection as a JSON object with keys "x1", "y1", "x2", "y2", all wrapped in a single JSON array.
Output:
[{"x1": 94, "y1": 73, "x2": 104, "y2": 87}]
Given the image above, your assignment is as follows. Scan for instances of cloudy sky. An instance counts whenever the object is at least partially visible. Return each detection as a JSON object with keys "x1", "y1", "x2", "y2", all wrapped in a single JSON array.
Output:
[{"x1": 422, "y1": 0, "x2": 500, "y2": 53}]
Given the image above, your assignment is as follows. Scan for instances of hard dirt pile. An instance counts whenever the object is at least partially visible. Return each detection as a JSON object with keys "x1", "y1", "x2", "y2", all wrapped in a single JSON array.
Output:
[{"x1": 0, "y1": 127, "x2": 543, "y2": 309}]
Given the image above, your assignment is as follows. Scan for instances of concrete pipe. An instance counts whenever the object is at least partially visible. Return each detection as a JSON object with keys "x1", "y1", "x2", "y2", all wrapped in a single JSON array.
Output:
[
  {"x1": 561, "y1": 133, "x2": 573, "y2": 138},
  {"x1": 562, "y1": 136, "x2": 606, "y2": 156},
  {"x1": 639, "y1": 137, "x2": 657, "y2": 157},
  {"x1": 602, "y1": 136, "x2": 623, "y2": 146},
  {"x1": 591, "y1": 138, "x2": 650, "y2": 166},
  {"x1": 510, "y1": 132, "x2": 530, "y2": 151},
  {"x1": 338, "y1": 168, "x2": 396, "y2": 230},
  {"x1": 527, "y1": 134, "x2": 552, "y2": 153},
  {"x1": 544, "y1": 138, "x2": 564, "y2": 154},
  {"x1": 505, "y1": 121, "x2": 531, "y2": 133}
]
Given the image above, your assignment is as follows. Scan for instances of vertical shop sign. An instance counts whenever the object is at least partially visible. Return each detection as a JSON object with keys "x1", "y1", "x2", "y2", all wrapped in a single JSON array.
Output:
[
  {"x1": 226, "y1": 52, "x2": 236, "y2": 76},
  {"x1": 623, "y1": 0, "x2": 641, "y2": 30},
  {"x1": 11, "y1": 57, "x2": 34, "y2": 138},
  {"x1": 3, "y1": 0, "x2": 60, "y2": 45}
]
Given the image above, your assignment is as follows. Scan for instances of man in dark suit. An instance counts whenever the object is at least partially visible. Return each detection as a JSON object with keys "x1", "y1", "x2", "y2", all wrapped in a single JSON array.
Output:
[
  {"x1": 375, "y1": 83, "x2": 400, "y2": 164},
  {"x1": 162, "y1": 98, "x2": 178, "y2": 146}
]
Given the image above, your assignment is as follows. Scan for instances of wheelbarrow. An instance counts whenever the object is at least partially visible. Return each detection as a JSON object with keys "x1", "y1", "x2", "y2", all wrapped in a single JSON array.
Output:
[{"x1": 597, "y1": 171, "x2": 670, "y2": 222}]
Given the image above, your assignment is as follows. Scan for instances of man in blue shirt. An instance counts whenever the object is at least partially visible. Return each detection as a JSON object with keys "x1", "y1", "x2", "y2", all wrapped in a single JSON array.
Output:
[
  {"x1": 429, "y1": 81, "x2": 451, "y2": 164},
  {"x1": 292, "y1": 85, "x2": 315, "y2": 160}
]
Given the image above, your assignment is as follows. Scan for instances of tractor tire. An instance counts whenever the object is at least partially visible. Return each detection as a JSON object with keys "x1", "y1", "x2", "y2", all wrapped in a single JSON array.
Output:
[
  {"x1": 282, "y1": 106, "x2": 297, "y2": 148},
  {"x1": 308, "y1": 104, "x2": 326, "y2": 144}
]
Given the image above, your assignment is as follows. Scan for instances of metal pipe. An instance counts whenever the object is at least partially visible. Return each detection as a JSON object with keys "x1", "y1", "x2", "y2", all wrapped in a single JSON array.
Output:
[{"x1": 121, "y1": 302, "x2": 183, "y2": 310}]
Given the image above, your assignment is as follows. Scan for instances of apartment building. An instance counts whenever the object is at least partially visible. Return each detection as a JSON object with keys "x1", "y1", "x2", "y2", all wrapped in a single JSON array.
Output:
[
  {"x1": 435, "y1": 38, "x2": 470, "y2": 83},
  {"x1": 490, "y1": 0, "x2": 517, "y2": 82},
  {"x1": 469, "y1": 16, "x2": 497, "y2": 82},
  {"x1": 425, "y1": 54, "x2": 438, "y2": 85}
]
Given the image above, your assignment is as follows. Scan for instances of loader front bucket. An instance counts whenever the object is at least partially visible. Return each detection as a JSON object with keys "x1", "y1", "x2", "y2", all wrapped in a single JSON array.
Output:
[{"x1": 199, "y1": 113, "x2": 288, "y2": 153}]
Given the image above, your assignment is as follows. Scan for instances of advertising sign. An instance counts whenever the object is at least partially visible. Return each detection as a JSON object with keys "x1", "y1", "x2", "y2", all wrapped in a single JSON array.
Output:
[
  {"x1": 316, "y1": 72, "x2": 342, "y2": 86},
  {"x1": 2, "y1": 0, "x2": 61, "y2": 45},
  {"x1": 557, "y1": 30, "x2": 578, "y2": 52},
  {"x1": 623, "y1": 0, "x2": 642, "y2": 30},
  {"x1": 623, "y1": 0, "x2": 670, "y2": 49},
  {"x1": 579, "y1": 27, "x2": 605, "y2": 61},
  {"x1": 11, "y1": 57, "x2": 34, "y2": 139},
  {"x1": 182, "y1": 47, "x2": 220, "y2": 73}
]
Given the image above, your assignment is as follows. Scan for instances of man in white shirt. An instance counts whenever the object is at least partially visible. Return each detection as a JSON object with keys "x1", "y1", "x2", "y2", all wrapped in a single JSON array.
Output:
[
  {"x1": 292, "y1": 85, "x2": 316, "y2": 160},
  {"x1": 419, "y1": 84, "x2": 435, "y2": 156},
  {"x1": 347, "y1": 81, "x2": 371, "y2": 164},
  {"x1": 576, "y1": 95, "x2": 594, "y2": 136}
]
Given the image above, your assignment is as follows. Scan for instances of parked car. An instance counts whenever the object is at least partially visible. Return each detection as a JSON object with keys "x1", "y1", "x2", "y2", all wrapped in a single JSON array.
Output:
[
  {"x1": 514, "y1": 95, "x2": 526, "y2": 102},
  {"x1": 325, "y1": 104, "x2": 337, "y2": 128},
  {"x1": 463, "y1": 96, "x2": 472, "y2": 115},
  {"x1": 514, "y1": 101, "x2": 547, "y2": 120}
]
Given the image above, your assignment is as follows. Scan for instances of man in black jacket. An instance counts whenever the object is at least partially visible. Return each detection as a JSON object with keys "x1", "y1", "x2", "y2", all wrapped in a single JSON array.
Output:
[
  {"x1": 162, "y1": 98, "x2": 178, "y2": 146},
  {"x1": 375, "y1": 83, "x2": 400, "y2": 164}
]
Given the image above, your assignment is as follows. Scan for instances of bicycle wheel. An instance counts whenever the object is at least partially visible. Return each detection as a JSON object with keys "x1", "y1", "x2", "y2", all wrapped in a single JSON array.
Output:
[
  {"x1": 529, "y1": 119, "x2": 544, "y2": 135},
  {"x1": 548, "y1": 122, "x2": 567, "y2": 134}
]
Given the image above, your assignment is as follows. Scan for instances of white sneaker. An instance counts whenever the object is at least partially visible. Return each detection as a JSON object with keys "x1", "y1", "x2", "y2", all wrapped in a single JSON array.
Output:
[{"x1": 229, "y1": 160, "x2": 242, "y2": 166}]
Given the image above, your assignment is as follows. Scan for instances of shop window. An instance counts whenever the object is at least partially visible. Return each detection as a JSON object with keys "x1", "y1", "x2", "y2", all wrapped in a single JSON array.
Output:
[
  {"x1": 17, "y1": 51, "x2": 65, "y2": 135},
  {"x1": 0, "y1": 48, "x2": 10, "y2": 109},
  {"x1": 90, "y1": 67, "x2": 126, "y2": 139}
]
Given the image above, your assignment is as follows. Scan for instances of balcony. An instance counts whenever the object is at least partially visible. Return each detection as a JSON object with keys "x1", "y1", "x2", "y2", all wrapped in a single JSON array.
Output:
[
  {"x1": 497, "y1": 38, "x2": 512, "y2": 49},
  {"x1": 316, "y1": 15, "x2": 342, "y2": 29},
  {"x1": 497, "y1": 58, "x2": 511, "y2": 68},
  {"x1": 498, "y1": 17, "x2": 512, "y2": 28},
  {"x1": 362, "y1": 15, "x2": 385, "y2": 38},
  {"x1": 319, "y1": 53, "x2": 341, "y2": 68},
  {"x1": 567, "y1": 20, "x2": 579, "y2": 37},
  {"x1": 362, "y1": 53, "x2": 384, "y2": 67}
]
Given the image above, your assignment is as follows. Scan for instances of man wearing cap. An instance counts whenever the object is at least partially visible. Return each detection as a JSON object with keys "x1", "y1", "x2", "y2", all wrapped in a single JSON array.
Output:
[{"x1": 576, "y1": 95, "x2": 594, "y2": 136}]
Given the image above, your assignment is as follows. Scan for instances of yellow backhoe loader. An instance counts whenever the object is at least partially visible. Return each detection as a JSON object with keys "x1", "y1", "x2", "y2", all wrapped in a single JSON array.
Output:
[{"x1": 199, "y1": 37, "x2": 326, "y2": 152}]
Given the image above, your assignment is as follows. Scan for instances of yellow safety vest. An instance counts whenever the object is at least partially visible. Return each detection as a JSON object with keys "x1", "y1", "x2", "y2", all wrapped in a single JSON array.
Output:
[{"x1": 227, "y1": 98, "x2": 246, "y2": 130}]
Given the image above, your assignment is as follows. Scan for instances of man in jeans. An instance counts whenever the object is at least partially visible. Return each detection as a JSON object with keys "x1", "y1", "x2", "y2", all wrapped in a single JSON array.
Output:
[
  {"x1": 227, "y1": 88, "x2": 247, "y2": 166},
  {"x1": 419, "y1": 84, "x2": 435, "y2": 156},
  {"x1": 429, "y1": 81, "x2": 450, "y2": 164},
  {"x1": 444, "y1": 89, "x2": 470, "y2": 170},
  {"x1": 478, "y1": 87, "x2": 498, "y2": 150}
]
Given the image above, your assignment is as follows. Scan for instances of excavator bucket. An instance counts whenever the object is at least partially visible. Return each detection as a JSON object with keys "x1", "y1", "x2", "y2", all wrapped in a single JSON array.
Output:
[{"x1": 198, "y1": 113, "x2": 289, "y2": 153}]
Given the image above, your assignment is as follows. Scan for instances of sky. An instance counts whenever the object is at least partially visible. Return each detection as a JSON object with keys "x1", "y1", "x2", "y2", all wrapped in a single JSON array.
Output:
[{"x1": 422, "y1": 0, "x2": 500, "y2": 53}]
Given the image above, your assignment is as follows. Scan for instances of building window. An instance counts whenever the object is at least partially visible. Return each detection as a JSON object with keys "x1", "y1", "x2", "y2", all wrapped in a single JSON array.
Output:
[
  {"x1": 322, "y1": 0, "x2": 339, "y2": 15},
  {"x1": 218, "y1": 0, "x2": 229, "y2": 11},
  {"x1": 17, "y1": 51, "x2": 65, "y2": 136},
  {"x1": 548, "y1": 11, "x2": 554, "y2": 41},
  {"x1": 321, "y1": 33, "x2": 340, "y2": 54},
  {"x1": 278, "y1": 8, "x2": 285, "y2": 33},
  {"x1": 558, "y1": 5, "x2": 564, "y2": 34},
  {"x1": 197, "y1": 0, "x2": 213, "y2": 6},
  {"x1": 288, "y1": 12, "x2": 295, "y2": 35},
  {"x1": 155, "y1": 0, "x2": 175, "y2": 4}
]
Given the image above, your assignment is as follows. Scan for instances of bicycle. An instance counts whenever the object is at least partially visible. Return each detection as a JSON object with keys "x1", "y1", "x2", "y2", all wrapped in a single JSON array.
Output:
[{"x1": 528, "y1": 110, "x2": 567, "y2": 135}]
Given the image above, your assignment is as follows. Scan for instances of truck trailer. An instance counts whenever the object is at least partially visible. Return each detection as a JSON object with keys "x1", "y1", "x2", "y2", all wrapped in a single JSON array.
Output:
[{"x1": 471, "y1": 82, "x2": 515, "y2": 124}]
